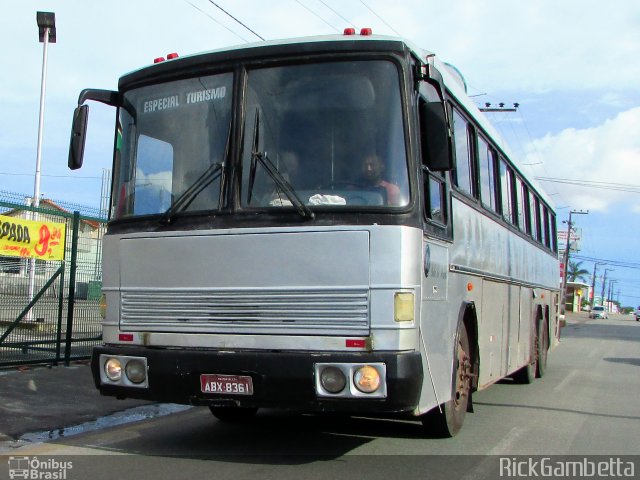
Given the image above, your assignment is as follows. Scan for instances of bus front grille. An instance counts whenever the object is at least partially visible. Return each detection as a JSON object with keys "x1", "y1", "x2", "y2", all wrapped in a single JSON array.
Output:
[{"x1": 119, "y1": 288, "x2": 369, "y2": 334}]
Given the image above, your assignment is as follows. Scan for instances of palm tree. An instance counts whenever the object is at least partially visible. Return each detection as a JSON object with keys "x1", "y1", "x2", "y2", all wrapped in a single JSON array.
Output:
[{"x1": 567, "y1": 260, "x2": 590, "y2": 283}]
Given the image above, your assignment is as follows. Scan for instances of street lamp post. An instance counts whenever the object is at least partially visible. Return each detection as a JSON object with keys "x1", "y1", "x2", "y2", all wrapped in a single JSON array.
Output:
[
  {"x1": 27, "y1": 12, "x2": 56, "y2": 321},
  {"x1": 34, "y1": 11, "x2": 56, "y2": 209},
  {"x1": 561, "y1": 209, "x2": 588, "y2": 314}
]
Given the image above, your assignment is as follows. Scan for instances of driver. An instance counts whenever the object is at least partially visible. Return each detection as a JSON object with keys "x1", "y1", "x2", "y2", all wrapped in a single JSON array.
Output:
[{"x1": 360, "y1": 154, "x2": 401, "y2": 206}]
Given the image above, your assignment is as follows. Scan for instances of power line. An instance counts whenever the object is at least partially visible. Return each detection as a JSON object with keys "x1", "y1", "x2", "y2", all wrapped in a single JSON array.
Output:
[
  {"x1": 295, "y1": 0, "x2": 341, "y2": 32},
  {"x1": 184, "y1": 0, "x2": 249, "y2": 42},
  {"x1": 536, "y1": 177, "x2": 640, "y2": 194},
  {"x1": 318, "y1": 0, "x2": 356, "y2": 28},
  {"x1": 206, "y1": 0, "x2": 265, "y2": 41},
  {"x1": 573, "y1": 254, "x2": 640, "y2": 270},
  {"x1": 0, "y1": 172, "x2": 101, "y2": 179},
  {"x1": 358, "y1": 0, "x2": 402, "y2": 37}
]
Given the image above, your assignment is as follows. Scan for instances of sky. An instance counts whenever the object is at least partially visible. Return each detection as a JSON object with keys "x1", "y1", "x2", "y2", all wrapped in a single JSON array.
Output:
[{"x1": 1, "y1": 0, "x2": 640, "y2": 307}]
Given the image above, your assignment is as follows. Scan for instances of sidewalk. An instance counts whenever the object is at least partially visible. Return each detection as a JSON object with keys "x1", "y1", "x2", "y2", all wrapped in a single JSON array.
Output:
[{"x1": 0, "y1": 361, "x2": 151, "y2": 442}]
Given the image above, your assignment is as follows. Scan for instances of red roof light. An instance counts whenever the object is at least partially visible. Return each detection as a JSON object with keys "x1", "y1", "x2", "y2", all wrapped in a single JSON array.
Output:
[
  {"x1": 167, "y1": 52, "x2": 179, "y2": 60},
  {"x1": 360, "y1": 27, "x2": 373, "y2": 36},
  {"x1": 154, "y1": 57, "x2": 165, "y2": 64},
  {"x1": 344, "y1": 27, "x2": 356, "y2": 35}
]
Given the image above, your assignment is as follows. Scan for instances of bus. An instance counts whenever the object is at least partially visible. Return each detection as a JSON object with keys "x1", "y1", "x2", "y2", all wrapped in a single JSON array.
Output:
[{"x1": 68, "y1": 28, "x2": 560, "y2": 437}]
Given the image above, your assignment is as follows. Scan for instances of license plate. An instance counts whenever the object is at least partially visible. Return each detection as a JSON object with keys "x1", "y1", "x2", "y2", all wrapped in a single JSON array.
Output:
[{"x1": 200, "y1": 374, "x2": 254, "y2": 396}]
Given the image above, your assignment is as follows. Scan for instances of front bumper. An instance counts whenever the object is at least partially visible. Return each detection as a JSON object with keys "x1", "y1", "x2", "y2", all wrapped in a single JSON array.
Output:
[{"x1": 91, "y1": 345, "x2": 423, "y2": 414}]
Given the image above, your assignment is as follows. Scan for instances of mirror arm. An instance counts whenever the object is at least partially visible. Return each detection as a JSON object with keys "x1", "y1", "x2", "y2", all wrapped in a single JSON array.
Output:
[{"x1": 78, "y1": 88, "x2": 119, "y2": 107}]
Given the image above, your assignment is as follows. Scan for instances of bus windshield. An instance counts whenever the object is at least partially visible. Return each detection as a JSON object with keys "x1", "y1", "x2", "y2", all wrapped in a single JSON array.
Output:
[
  {"x1": 241, "y1": 60, "x2": 409, "y2": 210},
  {"x1": 111, "y1": 59, "x2": 409, "y2": 220},
  {"x1": 113, "y1": 72, "x2": 233, "y2": 220}
]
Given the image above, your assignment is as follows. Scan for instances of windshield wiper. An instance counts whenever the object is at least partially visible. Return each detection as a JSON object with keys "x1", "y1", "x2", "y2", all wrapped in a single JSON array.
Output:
[
  {"x1": 159, "y1": 126, "x2": 231, "y2": 225},
  {"x1": 247, "y1": 110, "x2": 315, "y2": 220},
  {"x1": 159, "y1": 162, "x2": 223, "y2": 225}
]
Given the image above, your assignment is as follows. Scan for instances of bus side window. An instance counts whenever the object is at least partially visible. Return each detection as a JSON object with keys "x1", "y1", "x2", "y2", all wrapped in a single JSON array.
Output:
[
  {"x1": 542, "y1": 205, "x2": 551, "y2": 249},
  {"x1": 499, "y1": 158, "x2": 514, "y2": 224},
  {"x1": 451, "y1": 108, "x2": 475, "y2": 197},
  {"x1": 418, "y1": 95, "x2": 449, "y2": 233},
  {"x1": 425, "y1": 172, "x2": 446, "y2": 225},
  {"x1": 550, "y1": 212, "x2": 558, "y2": 252},
  {"x1": 515, "y1": 176, "x2": 526, "y2": 231},
  {"x1": 478, "y1": 136, "x2": 497, "y2": 212},
  {"x1": 521, "y1": 182, "x2": 532, "y2": 235},
  {"x1": 531, "y1": 193, "x2": 541, "y2": 242}
]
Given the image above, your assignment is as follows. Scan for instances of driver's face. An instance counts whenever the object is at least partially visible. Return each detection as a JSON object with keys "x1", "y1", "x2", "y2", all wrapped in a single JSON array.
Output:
[{"x1": 362, "y1": 155, "x2": 382, "y2": 182}]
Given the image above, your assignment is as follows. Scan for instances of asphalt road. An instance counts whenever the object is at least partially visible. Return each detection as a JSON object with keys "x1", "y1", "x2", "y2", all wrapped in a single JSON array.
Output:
[{"x1": 1, "y1": 313, "x2": 639, "y2": 479}]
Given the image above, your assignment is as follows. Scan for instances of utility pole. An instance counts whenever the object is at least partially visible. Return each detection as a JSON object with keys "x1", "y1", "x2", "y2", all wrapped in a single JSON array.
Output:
[
  {"x1": 590, "y1": 262, "x2": 604, "y2": 310},
  {"x1": 600, "y1": 268, "x2": 613, "y2": 307},
  {"x1": 608, "y1": 280, "x2": 617, "y2": 311},
  {"x1": 561, "y1": 209, "x2": 588, "y2": 314}
]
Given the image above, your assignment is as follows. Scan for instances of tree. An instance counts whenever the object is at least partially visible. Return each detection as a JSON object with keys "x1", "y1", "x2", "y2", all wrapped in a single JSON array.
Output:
[{"x1": 567, "y1": 260, "x2": 590, "y2": 283}]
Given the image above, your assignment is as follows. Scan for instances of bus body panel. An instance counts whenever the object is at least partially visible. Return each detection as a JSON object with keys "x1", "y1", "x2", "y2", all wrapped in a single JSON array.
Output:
[{"x1": 446, "y1": 198, "x2": 558, "y2": 390}]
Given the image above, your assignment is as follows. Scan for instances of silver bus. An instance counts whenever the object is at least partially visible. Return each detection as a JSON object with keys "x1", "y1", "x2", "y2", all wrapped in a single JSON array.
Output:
[{"x1": 69, "y1": 29, "x2": 559, "y2": 436}]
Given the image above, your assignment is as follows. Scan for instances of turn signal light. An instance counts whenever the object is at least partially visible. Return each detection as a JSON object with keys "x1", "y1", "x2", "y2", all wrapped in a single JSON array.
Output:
[{"x1": 394, "y1": 292, "x2": 414, "y2": 322}]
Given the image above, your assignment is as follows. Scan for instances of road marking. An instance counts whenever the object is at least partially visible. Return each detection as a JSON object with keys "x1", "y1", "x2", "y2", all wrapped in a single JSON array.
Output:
[
  {"x1": 554, "y1": 369, "x2": 579, "y2": 392},
  {"x1": 459, "y1": 427, "x2": 525, "y2": 480}
]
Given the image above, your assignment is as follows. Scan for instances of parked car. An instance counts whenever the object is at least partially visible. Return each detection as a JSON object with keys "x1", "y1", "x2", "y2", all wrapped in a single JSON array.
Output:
[
  {"x1": 634, "y1": 307, "x2": 640, "y2": 321},
  {"x1": 589, "y1": 305, "x2": 608, "y2": 319}
]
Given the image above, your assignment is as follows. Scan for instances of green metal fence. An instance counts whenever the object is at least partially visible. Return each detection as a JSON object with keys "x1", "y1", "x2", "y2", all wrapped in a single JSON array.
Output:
[{"x1": 0, "y1": 192, "x2": 107, "y2": 367}]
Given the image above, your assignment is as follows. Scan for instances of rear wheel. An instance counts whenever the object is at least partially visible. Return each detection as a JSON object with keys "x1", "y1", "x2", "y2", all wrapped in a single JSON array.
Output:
[
  {"x1": 421, "y1": 323, "x2": 472, "y2": 437},
  {"x1": 512, "y1": 358, "x2": 536, "y2": 384},
  {"x1": 209, "y1": 406, "x2": 258, "y2": 422}
]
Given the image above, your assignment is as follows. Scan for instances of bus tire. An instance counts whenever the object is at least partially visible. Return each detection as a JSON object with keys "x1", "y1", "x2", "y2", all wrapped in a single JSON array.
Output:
[
  {"x1": 512, "y1": 359, "x2": 536, "y2": 384},
  {"x1": 421, "y1": 322, "x2": 472, "y2": 437},
  {"x1": 536, "y1": 319, "x2": 549, "y2": 378},
  {"x1": 209, "y1": 406, "x2": 258, "y2": 422}
]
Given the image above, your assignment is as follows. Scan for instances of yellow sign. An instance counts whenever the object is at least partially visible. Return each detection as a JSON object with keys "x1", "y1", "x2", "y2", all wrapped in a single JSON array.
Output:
[{"x1": 0, "y1": 215, "x2": 66, "y2": 261}]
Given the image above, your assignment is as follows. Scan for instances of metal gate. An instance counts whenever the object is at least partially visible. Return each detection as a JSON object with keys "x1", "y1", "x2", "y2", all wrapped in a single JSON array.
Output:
[{"x1": 0, "y1": 197, "x2": 106, "y2": 367}]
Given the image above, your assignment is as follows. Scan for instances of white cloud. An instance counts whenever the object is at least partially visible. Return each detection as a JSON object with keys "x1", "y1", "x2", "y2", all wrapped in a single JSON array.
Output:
[{"x1": 524, "y1": 107, "x2": 640, "y2": 212}]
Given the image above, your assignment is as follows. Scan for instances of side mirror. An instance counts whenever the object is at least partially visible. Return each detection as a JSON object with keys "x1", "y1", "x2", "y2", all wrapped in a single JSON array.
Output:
[
  {"x1": 420, "y1": 100, "x2": 453, "y2": 171},
  {"x1": 68, "y1": 105, "x2": 88, "y2": 170}
]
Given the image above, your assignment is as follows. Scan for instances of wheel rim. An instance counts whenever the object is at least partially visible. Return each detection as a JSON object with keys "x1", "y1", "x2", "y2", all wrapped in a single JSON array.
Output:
[{"x1": 453, "y1": 329, "x2": 472, "y2": 411}]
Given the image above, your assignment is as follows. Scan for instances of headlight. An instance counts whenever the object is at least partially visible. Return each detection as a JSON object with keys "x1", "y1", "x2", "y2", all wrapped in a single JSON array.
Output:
[
  {"x1": 104, "y1": 358, "x2": 122, "y2": 381},
  {"x1": 125, "y1": 359, "x2": 147, "y2": 384},
  {"x1": 320, "y1": 366, "x2": 346, "y2": 393},
  {"x1": 353, "y1": 365, "x2": 381, "y2": 393}
]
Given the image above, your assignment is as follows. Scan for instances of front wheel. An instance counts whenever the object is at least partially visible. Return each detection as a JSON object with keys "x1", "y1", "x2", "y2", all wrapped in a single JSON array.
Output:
[
  {"x1": 209, "y1": 406, "x2": 258, "y2": 423},
  {"x1": 421, "y1": 323, "x2": 472, "y2": 437}
]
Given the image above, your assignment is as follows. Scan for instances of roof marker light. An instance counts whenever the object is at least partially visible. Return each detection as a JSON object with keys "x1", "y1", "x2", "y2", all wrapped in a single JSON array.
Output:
[
  {"x1": 154, "y1": 57, "x2": 165, "y2": 64},
  {"x1": 167, "y1": 52, "x2": 179, "y2": 60},
  {"x1": 360, "y1": 27, "x2": 373, "y2": 36},
  {"x1": 344, "y1": 27, "x2": 356, "y2": 35}
]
